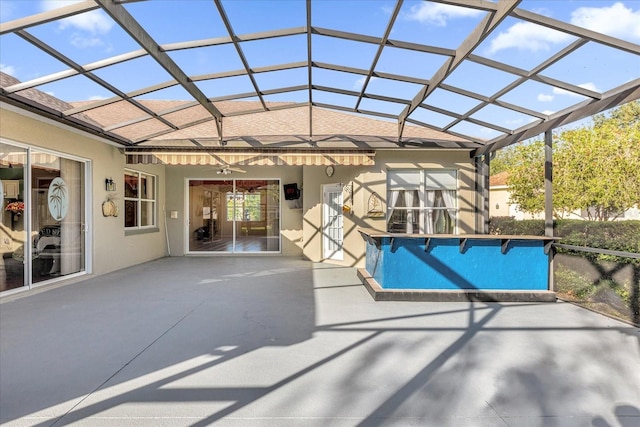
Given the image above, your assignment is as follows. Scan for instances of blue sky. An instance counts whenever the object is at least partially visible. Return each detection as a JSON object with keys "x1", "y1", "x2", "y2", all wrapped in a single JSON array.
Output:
[{"x1": 1, "y1": 0, "x2": 639, "y2": 139}]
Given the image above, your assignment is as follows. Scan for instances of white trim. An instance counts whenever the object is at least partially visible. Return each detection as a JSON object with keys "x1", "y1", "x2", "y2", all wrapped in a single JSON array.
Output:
[{"x1": 123, "y1": 169, "x2": 158, "y2": 230}]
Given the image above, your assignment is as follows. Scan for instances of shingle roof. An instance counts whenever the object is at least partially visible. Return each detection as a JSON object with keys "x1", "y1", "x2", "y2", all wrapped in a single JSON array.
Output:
[
  {"x1": 67, "y1": 98, "x2": 477, "y2": 150},
  {"x1": 490, "y1": 171, "x2": 509, "y2": 187},
  {"x1": 1, "y1": 72, "x2": 101, "y2": 128}
]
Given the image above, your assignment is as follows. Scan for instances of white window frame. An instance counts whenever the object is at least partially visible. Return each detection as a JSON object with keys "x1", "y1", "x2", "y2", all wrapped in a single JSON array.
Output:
[
  {"x1": 124, "y1": 169, "x2": 157, "y2": 231},
  {"x1": 387, "y1": 169, "x2": 458, "y2": 234}
]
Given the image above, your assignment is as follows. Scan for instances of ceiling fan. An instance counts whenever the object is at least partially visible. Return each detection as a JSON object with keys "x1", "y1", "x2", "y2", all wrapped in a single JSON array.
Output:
[{"x1": 216, "y1": 165, "x2": 246, "y2": 175}]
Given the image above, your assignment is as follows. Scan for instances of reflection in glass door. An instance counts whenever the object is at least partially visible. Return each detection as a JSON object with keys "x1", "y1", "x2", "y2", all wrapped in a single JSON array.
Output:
[
  {"x1": 0, "y1": 144, "x2": 87, "y2": 293},
  {"x1": 31, "y1": 151, "x2": 85, "y2": 284},
  {"x1": 0, "y1": 143, "x2": 27, "y2": 292},
  {"x1": 189, "y1": 179, "x2": 280, "y2": 253}
]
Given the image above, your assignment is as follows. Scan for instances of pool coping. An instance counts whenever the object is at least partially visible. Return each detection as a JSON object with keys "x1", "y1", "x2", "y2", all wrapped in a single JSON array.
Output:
[{"x1": 357, "y1": 268, "x2": 557, "y2": 302}]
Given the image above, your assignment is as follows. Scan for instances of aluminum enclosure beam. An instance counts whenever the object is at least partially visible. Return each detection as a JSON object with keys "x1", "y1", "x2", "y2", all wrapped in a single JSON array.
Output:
[
  {"x1": 473, "y1": 80, "x2": 640, "y2": 157},
  {"x1": 398, "y1": 0, "x2": 521, "y2": 138},
  {"x1": 95, "y1": 0, "x2": 224, "y2": 137}
]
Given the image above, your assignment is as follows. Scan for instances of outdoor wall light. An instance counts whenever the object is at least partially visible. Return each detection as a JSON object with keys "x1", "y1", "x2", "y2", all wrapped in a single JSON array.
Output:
[
  {"x1": 495, "y1": 203, "x2": 500, "y2": 210},
  {"x1": 105, "y1": 178, "x2": 116, "y2": 192}
]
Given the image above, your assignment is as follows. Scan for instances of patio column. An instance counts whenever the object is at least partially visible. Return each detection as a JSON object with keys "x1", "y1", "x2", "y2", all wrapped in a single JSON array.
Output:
[
  {"x1": 474, "y1": 154, "x2": 490, "y2": 234},
  {"x1": 545, "y1": 129, "x2": 554, "y2": 291},
  {"x1": 483, "y1": 154, "x2": 490, "y2": 234},
  {"x1": 544, "y1": 130, "x2": 553, "y2": 237}
]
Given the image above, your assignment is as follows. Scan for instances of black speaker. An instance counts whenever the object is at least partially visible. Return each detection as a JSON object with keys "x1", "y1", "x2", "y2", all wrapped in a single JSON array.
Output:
[{"x1": 283, "y1": 183, "x2": 301, "y2": 200}]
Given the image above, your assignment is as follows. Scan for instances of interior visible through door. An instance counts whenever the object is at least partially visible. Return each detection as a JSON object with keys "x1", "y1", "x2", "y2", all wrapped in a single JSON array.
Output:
[{"x1": 188, "y1": 179, "x2": 280, "y2": 253}]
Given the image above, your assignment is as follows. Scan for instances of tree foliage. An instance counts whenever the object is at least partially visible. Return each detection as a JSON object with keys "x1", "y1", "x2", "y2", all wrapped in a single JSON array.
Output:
[
  {"x1": 499, "y1": 101, "x2": 640, "y2": 221},
  {"x1": 490, "y1": 145, "x2": 519, "y2": 175}
]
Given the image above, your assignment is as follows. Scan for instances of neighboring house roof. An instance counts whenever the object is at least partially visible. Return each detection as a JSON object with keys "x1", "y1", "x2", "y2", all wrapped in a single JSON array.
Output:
[{"x1": 490, "y1": 171, "x2": 509, "y2": 187}]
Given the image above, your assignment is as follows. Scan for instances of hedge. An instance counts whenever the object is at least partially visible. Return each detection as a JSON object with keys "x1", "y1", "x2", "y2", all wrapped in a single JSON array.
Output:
[{"x1": 489, "y1": 217, "x2": 640, "y2": 264}]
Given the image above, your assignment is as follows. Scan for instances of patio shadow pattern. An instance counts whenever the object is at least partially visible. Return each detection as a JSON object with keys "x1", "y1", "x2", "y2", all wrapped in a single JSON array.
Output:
[{"x1": 1, "y1": 257, "x2": 639, "y2": 426}]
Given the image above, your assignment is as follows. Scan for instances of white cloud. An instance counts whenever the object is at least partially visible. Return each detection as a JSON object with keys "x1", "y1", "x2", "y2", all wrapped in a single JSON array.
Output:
[
  {"x1": 405, "y1": 2, "x2": 483, "y2": 26},
  {"x1": 70, "y1": 35, "x2": 104, "y2": 49},
  {"x1": 537, "y1": 93, "x2": 554, "y2": 102},
  {"x1": 488, "y1": 21, "x2": 574, "y2": 53},
  {"x1": 88, "y1": 95, "x2": 107, "y2": 101},
  {"x1": 571, "y1": 2, "x2": 640, "y2": 41},
  {"x1": 0, "y1": 64, "x2": 17, "y2": 76},
  {"x1": 45, "y1": 91, "x2": 55, "y2": 97},
  {"x1": 353, "y1": 76, "x2": 379, "y2": 90},
  {"x1": 542, "y1": 110, "x2": 555, "y2": 115},
  {"x1": 41, "y1": 0, "x2": 113, "y2": 34},
  {"x1": 552, "y1": 82, "x2": 600, "y2": 97}
]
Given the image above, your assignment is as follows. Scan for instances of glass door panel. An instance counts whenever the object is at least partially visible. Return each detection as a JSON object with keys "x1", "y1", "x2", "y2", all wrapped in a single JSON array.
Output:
[
  {"x1": 32, "y1": 153, "x2": 85, "y2": 283},
  {"x1": 189, "y1": 179, "x2": 280, "y2": 253},
  {"x1": 0, "y1": 143, "x2": 27, "y2": 292},
  {"x1": 189, "y1": 180, "x2": 232, "y2": 252},
  {"x1": 235, "y1": 180, "x2": 280, "y2": 253}
]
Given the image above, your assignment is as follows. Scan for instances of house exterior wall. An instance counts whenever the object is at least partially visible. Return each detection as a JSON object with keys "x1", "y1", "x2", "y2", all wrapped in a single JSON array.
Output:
[
  {"x1": 302, "y1": 150, "x2": 477, "y2": 267},
  {"x1": 489, "y1": 183, "x2": 640, "y2": 221},
  {"x1": 1, "y1": 104, "x2": 480, "y2": 287},
  {"x1": 489, "y1": 185, "x2": 514, "y2": 217},
  {"x1": 0, "y1": 105, "x2": 167, "y2": 278}
]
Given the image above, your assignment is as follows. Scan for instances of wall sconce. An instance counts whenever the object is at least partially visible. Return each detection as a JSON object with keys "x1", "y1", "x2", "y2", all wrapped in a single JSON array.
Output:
[
  {"x1": 495, "y1": 203, "x2": 500, "y2": 210},
  {"x1": 105, "y1": 178, "x2": 116, "y2": 192}
]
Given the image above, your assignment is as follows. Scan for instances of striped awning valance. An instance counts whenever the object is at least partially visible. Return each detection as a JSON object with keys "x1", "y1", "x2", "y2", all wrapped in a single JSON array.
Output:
[
  {"x1": 0, "y1": 152, "x2": 59, "y2": 166},
  {"x1": 125, "y1": 151, "x2": 375, "y2": 166}
]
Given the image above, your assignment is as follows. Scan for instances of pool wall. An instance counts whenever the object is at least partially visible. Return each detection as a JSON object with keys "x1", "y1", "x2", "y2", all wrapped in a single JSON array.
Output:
[{"x1": 359, "y1": 230, "x2": 556, "y2": 302}]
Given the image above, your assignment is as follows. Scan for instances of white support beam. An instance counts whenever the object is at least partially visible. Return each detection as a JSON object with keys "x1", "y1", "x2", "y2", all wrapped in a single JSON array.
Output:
[{"x1": 0, "y1": 0, "x2": 98, "y2": 34}]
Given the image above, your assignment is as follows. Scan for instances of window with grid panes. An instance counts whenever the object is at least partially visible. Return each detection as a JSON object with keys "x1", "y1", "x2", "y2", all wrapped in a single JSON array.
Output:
[
  {"x1": 124, "y1": 170, "x2": 156, "y2": 229},
  {"x1": 387, "y1": 170, "x2": 457, "y2": 234}
]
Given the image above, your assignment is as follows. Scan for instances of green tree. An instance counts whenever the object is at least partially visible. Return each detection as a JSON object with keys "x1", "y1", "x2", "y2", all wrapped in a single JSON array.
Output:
[
  {"x1": 490, "y1": 145, "x2": 519, "y2": 175},
  {"x1": 503, "y1": 140, "x2": 548, "y2": 215},
  {"x1": 503, "y1": 101, "x2": 640, "y2": 220}
]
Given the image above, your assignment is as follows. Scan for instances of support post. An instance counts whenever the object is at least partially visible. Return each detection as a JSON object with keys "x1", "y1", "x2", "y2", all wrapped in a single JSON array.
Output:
[
  {"x1": 483, "y1": 154, "x2": 490, "y2": 234},
  {"x1": 544, "y1": 131, "x2": 553, "y2": 237},
  {"x1": 475, "y1": 156, "x2": 482, "y2": 233},
  {"x1": 474, "y1": 155, "x2": 490, "y2": 234},
  {"x1": 544, "y1": 130, "x2": 554, "y2": 291}
]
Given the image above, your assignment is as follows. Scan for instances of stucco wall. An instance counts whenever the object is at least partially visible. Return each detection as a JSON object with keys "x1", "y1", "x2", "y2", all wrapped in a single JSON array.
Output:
[
  {"x1": 0, "y1": 104, "x2": 480, "y2": 277},
  {"x1": 490, "y1": 186, "x2": 511, "y2": 218},
  {"x1": 0, "y1": 105, "x2": 167, "y2": 277},
  {"x1": 302, "y1": 150, "x2": 477, "y2": 267}
]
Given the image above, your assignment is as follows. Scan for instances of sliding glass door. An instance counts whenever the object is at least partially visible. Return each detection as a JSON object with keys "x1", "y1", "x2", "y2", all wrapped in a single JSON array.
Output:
[
  {"x1": 31, "y1": 151, "x2": 85, "y2": 284},
  {"x1": 1, "y1": 142, "x2": 87, "y2": 293},
  {"x1": 0, "y1": 143, "x2": 27, "y2": 292},
  {"x1": 188, "y1": 179, "x2": 280, "y2": 253}
]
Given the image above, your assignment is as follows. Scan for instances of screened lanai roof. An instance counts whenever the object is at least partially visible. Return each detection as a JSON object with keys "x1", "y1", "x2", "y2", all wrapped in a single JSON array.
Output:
[{"x1": 1, "y1": 0, "x2": 639, "y2": 157}]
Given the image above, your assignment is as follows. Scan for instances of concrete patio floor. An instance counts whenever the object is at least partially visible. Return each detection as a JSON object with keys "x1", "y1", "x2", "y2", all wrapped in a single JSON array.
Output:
[{"x1": 1, "y1": 257, "x2": 639, "y2": 427}]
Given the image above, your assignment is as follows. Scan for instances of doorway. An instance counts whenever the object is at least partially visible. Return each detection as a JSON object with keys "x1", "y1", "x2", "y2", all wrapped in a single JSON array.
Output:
[
  {"x1": 188, "y1": 179, "x2": 280, "y2": 253},
  {"x1": 322, "y1": 183, "x2": 344, "y2": 260},
  {"x1": 1, "y1": 142, "x2": 88, "y2": 293}
]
